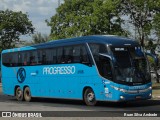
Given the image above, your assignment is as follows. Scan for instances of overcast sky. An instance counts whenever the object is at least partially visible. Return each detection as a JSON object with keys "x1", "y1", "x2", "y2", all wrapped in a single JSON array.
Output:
[{"x1": 0, "y1": 0, "x2": 64, "y2": 41}]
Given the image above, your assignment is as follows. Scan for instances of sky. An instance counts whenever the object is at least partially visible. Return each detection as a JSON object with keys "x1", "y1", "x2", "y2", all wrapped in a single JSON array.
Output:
[{"x1": 0, "y1": 0, "x2": 64, "y2": 41}]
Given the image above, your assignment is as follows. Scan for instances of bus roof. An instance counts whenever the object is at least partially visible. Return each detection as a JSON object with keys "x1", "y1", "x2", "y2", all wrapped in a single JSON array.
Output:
[
  {"x1": 32, "y1": 35, "x2": 139, "y2": 48},
  {"x1": 2, "y1": 35, "x2": 139, "y2": 53}
]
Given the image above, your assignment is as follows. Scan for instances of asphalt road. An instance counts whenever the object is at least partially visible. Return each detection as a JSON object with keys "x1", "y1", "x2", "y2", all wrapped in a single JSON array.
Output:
[
  {"x1": 0, "y1": 87, "x2": 160, "y2": 120},
  {"x1": 0, "y1": 90, "x2": 160, "y2": 114}
]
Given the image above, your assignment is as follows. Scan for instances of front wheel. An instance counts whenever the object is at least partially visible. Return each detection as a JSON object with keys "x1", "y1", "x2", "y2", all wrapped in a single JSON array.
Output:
[
  {"x1": 83, "y1": 88, "x2": 97, "y2": 106},
  {"x1": 24, "y1": 87, "x2": 32, "y2": 102},
  {"x1": 15, "y1": 87, "x2": 24, "y2": 101}
]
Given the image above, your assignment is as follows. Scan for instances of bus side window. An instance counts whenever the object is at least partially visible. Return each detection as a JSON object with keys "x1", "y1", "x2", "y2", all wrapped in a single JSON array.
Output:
[
  {"x1": 12, "y1": 53, "x2": 18, "y2": 67},
  {"x1": 73, "y1": 45, "x2": 81, "y2": 63},
  {"x1": 52, "y1": 48, "x2": 57, "y2": 64},
  {"x1": 80, "y1": 46, "x2": 90, "y2": 64},
  {"x1": 37, "y1": 50, "x2": 41, "y2": 65},
  {"x1": 57, "y1": 47, "x2": 63, "y2": 64},
  {"x1": 18, "y1": 53, "x2": 23, "y2": 66},
  {"x1": 45, "y1": 48, "x2": 57, "y2": 64},
  {"x1": 23, "y1": 52, "x2": 28, "y2": 66},
  {"x1": 64, "y1": 46, "x2": 73, "y2": 63},
  {"x1": 46, "y1": 49, "x2": 52, "y2": 64},
  {"x1": 29, "y1": 51, "x2": 38, "y2": 65},
  {"x1": 42, "y1": 51, "x2": 46, "y2": 64},
  {"x1": 2, "y1": 54, "x2": 9, "y2": 66},
  {"x1": 6, "y1": 55, "x2": 13, "y2": 67},
  {"x1": 30, "y1": 56, "x2": 35, "y2": 65},
  {"x1": 2, "y1": 53, "x2": 18, "y2": 67},
  {"x1": 5, "y1": 54, "x2": 14, "y2": 67}
]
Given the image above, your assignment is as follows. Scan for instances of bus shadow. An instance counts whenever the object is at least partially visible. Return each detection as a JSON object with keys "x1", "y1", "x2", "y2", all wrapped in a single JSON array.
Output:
[
  {"x1": 29, "y1": 97, "x2": 160, "y2": 108},
  {"x1": 97, "y1": 99, "x2": 160, "y2": 108},
  {"x1": 32, "y1": 97, "x2": 85, "y2": 105},
  {"x1": 1, "y1": 95, "x2": 160, "y2": 109}
]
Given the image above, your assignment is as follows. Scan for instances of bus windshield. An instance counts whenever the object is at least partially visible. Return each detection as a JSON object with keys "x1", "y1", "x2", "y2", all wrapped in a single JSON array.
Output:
[{"x1": 111, "y1": 47, "x2": 150, "y2": 85}]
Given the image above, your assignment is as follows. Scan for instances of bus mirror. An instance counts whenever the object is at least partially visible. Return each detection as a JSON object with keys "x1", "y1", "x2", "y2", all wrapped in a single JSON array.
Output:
[{"x1": 99, "y1": 53, "x2": 112, "y2": 60}]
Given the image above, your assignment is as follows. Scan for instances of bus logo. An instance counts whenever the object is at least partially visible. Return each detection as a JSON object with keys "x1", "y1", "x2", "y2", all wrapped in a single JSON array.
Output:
[{"x1": 17, "y1": 68, "x2": 26, "y2": 83}]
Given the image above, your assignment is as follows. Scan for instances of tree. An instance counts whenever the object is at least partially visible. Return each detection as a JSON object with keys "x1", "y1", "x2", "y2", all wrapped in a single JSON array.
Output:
[
  {"x1": 0, "y1": 9, "x2": 34, "y2": 51},
  {"x1": 147, "y1": 40, "x2": 153, "y2": 49},
  {"x1": 153, "y1": 13, "x2": 160, "y2": 43},
  {"x1": 32, "y1": 32, "x2": 49, "y2": 44},
  {"x1": 120, "y1": 0, "x2": 160, "y2": 47},
  {"x1": 46, "y1": 0, "x2": 127, "y2": 39}
]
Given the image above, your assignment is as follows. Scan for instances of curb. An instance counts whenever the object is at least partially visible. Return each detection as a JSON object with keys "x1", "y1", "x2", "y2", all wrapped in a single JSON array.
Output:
[{"x1": 152, "y1": 96, "x2": 160, "y2": 99}]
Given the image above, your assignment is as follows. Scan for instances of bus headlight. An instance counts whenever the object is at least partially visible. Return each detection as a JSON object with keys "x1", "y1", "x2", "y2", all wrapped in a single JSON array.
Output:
[
  {"x1": 119, "y1": 88, "x2": 127, "y2": 93},
  {"x1": 111, "y1": 85, "x2": 152, "y2": 94},
  {"x1": 120, "y1": 96, "x2": 125, "y2": 100},
  {"x1": 111, "y1": 85, "x2": 127, "y2": 93}
]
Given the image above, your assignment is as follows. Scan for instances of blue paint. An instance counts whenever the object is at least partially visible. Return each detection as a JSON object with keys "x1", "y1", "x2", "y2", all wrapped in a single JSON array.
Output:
[{"x1": 1, "y1": 35, "x2": 152, "y2": 103}]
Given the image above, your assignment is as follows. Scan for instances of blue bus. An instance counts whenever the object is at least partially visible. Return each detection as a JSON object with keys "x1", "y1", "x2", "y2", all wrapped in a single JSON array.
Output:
[{"x1": 1, "y1": 35, "x2": 152, "y2": 106}]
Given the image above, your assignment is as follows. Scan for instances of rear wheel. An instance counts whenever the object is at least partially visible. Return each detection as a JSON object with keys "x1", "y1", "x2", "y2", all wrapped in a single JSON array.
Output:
[
  {"x1": 24, "y1": 87, "x2": 32, "y2": 102},
  {"x1": 15, "y1": 87, "x2": 24, "y2": 101},
  {"x1": 83, "y1": 88, "x2": 97, "y2": 106}
]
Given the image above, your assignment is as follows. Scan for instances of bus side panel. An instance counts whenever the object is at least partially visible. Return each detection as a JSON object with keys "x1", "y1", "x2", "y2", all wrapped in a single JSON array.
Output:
[
  {"x1": 78, "y1": 76, "x2": 105, "y2": 101},
  {"x1": 2, "y1": 63, "x2": 108, "y2": 101},
  {"x1": 2, "y1": 66, "x2": 16, "y2": 96},
  {"x1": 28, "y1": 64, "x2": 103, "y2": 100}
]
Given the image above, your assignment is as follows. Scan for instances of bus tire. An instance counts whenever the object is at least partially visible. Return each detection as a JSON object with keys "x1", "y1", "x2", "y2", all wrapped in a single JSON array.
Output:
[
  {"x1": 15, "y1": 87, "x2": 24, "y2": 101},
  {"x1": 83, "y1": 88, "x2": 97, "y2": 106},
  {"x1": 24, "y1": 87, "x2": 32, "y2": 102}
]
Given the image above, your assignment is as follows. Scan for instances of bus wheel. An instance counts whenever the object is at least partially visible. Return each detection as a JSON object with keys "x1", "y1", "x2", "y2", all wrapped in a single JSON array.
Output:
[
  {"x1": 24, "y1": 87, "x2": 32, "y2": 102},
  {"x1": 15, "y1": 87, "x2": 24, "y2": 101},
  {"x1": 84, "y1": 88, "x2": 97, "y2": 106}
]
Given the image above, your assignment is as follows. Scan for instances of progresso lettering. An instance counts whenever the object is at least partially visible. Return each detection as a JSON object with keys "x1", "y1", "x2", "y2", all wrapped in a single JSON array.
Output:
[{"x1": 43, "y1": 66, "x2": 76, "y2": 75}]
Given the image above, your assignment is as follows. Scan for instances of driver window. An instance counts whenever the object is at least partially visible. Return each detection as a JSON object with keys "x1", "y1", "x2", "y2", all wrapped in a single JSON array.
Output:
[
  {"x1": 89, "y1": 43, "x2": 112, "y2": 80},
  {"x1": 99, "y1": 56, "x2": 113, "y2": 80}
]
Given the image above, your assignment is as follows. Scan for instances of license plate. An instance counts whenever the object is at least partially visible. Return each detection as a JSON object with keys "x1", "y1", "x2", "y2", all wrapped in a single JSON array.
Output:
[{"x1": 136, "y1": 96, "x2": 142, "y2": 99}]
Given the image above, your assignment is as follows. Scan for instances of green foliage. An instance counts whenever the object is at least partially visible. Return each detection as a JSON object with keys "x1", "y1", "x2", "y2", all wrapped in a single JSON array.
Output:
[
  {"x1": 145, "y1": 40, "x2": 154, "y2": 50},
  {"x1": 153, "y1": 13, "x2": 160, "y2": 41},
  {"x1": 120, "y1": 0, "x2": 160, "y2": 46},
  {"x1": 46, "y1": 0, "x2": 127, "y2": 39},
  {"x1": 0, "y1": 9, "x2": 34, "y2": 51},
  {"x1": 147, "y1": 55, "x2": 155, "y2": 68},
  {"x1": 32, "y1": 32, "x2": 49, "y2": 44}
]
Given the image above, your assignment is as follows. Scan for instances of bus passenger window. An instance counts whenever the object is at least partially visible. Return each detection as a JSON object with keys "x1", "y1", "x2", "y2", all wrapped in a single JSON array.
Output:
[
  {"x1": 29, "y1": 51, "x2": 38, "y2": 65},
  {"x1": 80, "y1": 46, "x2": 90, "y2": 64},
  {"x1": 18, "y1": 53, "x2": 23, "y2": 66},
  {"x1": 23, "y1": 53, "x2": 28, "y2": 66},
  {"x1": 64, "y1": 46, "x2": 73, "y2": 63},
  {"x1": 73, "y1": 46, "x2": 81, "y2": 63},
  {"x1": 42, "y1": 52, "x2": 46, "y2": 64},
  {"x1": 12, "y1": 53, "x2": 18, "y2": 67},
  {"x1": 52, "y1": 48, "x2": 57, "y2": 64},
  {"x1": 9, "y1": 55, "x2": 13, "y2": 66},
  {"x1": 57, "y1": 47, "x2": 63, "y2": 64},
  {"x1": 30, "y1": 56, "x2": 36, "y2": 65}
]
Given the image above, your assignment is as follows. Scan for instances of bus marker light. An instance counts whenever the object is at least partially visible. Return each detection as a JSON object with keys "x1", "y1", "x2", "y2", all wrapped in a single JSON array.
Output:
[{"x1": 120, "y1": 96, "x2": 125, "y2": 100}]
